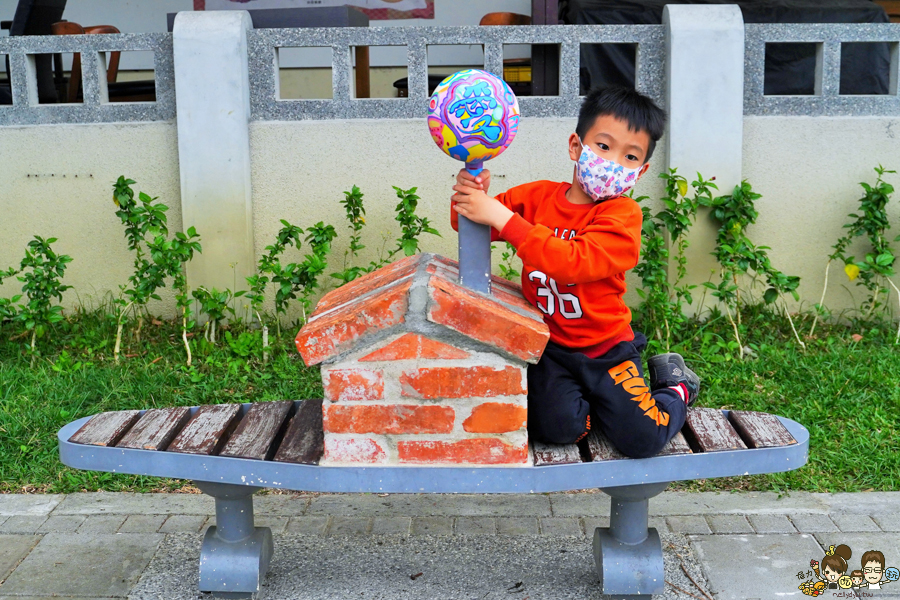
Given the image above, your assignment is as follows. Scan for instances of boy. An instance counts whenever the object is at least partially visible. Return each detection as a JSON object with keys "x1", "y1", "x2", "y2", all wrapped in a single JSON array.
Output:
[
  {"x1": 450, "y1": 85, "x2": 699, "y2": 458},
  {"x1": 862, "y1": 550, "x2": 887, "y2": 589}
]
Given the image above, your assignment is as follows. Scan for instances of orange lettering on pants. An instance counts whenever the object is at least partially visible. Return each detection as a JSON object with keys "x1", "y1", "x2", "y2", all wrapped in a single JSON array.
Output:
[
  {"x1": 608, "y1": 361, "x2": 671, "y2": 428},
  {"x1": 608, "y1": 361, "x2": 640, "y2": 385}
]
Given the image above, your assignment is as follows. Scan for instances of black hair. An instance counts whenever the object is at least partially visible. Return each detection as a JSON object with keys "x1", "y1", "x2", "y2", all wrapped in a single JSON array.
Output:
[{"x1": 575, "y1": 85, "x2": 667, "y2": 163}]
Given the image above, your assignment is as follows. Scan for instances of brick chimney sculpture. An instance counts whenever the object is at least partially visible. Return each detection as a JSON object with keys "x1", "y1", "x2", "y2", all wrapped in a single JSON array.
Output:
[{"x1": 295, "y1": 254, "x2": 549, "y2": 466}]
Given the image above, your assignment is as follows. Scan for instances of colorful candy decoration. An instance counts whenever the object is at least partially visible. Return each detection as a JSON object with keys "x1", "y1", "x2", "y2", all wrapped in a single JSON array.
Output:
[{"x1": 427, "y1": 69, "x2": 520, "y2": 176}]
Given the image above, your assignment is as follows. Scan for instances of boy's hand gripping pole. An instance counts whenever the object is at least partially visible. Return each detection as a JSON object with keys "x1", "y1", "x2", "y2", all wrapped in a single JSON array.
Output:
[{"x1": 459, "y1": 161, "x2": 492, "y2": 294}]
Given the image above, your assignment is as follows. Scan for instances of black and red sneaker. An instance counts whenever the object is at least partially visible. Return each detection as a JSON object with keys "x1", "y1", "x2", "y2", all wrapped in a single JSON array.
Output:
[{"x1": 647, "y1": 353, "x2": 700, "y2": 407}]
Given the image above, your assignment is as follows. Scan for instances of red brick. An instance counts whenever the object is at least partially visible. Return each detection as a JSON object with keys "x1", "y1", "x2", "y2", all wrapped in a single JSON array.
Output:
[
  {"x1": 295, "y1": 278, "x2": 412, "y2": 366},
  {"x1": 427, "y1": 255, "x2": 532, "y2": 313},
  {"x1": 427, "y1": 276, "x2": 548, "y2": 363},
  {"x1": 359, "y1": 333, "x2": 469, "y2": 362},
  {"x1": 398, "y1": 438, "x2": 528, "y2": 464},
  {"x1": 324, "y1": 369, "x2": 384, "y2": 402},
  {"x1": 400, "y1": 366, "x2": 525, "y2": 399},
  {"x1": 314, "y1": 254, "x2": 420, "y2": 314},
  {"x1": 463, "y1": 402, "x2": 527, "y2": 433},
  {"x1": 324, "y1": 437, "x2": 387, "y2": 463},
  {"x1": 324, "y1": 404, "x2": 455, "y2": 434}
]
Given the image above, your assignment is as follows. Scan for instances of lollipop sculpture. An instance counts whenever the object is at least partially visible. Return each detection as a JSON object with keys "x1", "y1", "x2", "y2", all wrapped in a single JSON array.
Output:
[{"x1": 428, "y1": 69, "x2": 520, "y2": 294}]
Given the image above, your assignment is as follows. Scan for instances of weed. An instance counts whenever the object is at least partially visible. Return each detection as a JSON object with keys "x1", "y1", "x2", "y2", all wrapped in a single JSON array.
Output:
[
  {"x1": 193, "y1": 287, "x2": 243, "y2": 345},
  {"x1": 494, "y1": 241, "x2": 520, "y2": 280},
  {"x1": 703, "y1": 180, "x2": 802, "y2": 357},
  {"x1": 13, "y1": 236, "x2": 73, "y2": 361},
  {"x1": 811, "y1": 166, "x2": 900, "y2": 342},
  {"x1": 110, "y1": 177, "x2": 170, "y2": 362},
  {"x1": 331, "y1": 185, "x2": 367, "y2": 285},
  {"x1": 632, "y1": 169, "x2": 712, "y2": 352}
]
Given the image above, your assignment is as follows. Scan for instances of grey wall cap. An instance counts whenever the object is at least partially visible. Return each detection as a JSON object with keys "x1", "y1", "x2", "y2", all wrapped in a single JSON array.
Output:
[
  {"x1": 745, "y1": 22, "x2": 900, "y2": 116},
  {"x1": 0, "y1": 32, "x2": 174, "y2": 126},
  {"x1": 248, "y1": 25, "x2": 666, "y2": 121}
]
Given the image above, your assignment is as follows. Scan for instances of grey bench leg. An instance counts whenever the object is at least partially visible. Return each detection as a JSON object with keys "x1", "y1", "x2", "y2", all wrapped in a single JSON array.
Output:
[
  {"x1": 194, "y1": 481, "x2": 274, "y2": 599},
  {"x1": 592, "y1": 481, "x2": 670, "y2": 600}
]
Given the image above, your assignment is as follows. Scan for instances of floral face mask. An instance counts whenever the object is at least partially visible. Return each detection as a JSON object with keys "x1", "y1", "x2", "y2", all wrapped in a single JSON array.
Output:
[{"x1": 575, "y1": 138, "x2": 643, "y2": 202}]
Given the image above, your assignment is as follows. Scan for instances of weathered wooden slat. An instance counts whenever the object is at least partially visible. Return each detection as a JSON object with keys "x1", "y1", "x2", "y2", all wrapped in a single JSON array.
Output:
[
  {"x1": 585, "y1": 428, "x2": 692, "y2": 461},
  {"x1": 658, "y1": 432, "x2": 693, "y2": 456},
  {"x1": 167, "y1": 404, "x2": 242, "y2": 455},
  {"x1": 117, "y1": 407, "x2": 191, "y2": 451},
  {"x1": 69, "y1": 410, "x2": 141, "y2": 447},
  {"x1": 220, "y1": 401, "x2": 293, "y2": 460},
  {"x1": 585, "y1": 429, "x2": 625, "y2": 462},
  {"x1": 273, "y1": 399, "x2": 324, "y2": 465},
  {"x1": 685, "y1": 408, "x2": 747, "y2": 452},
  {"x1": 728, "y1": 410, "x2": 797, "y2": 448},
  {"x1": 532, "y1": 440, "x2": 583, "y2": 466}
]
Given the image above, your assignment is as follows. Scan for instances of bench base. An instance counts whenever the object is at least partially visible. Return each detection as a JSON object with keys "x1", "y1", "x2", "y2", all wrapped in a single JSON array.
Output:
[
  {"x1": 593, "y1": 482, "x2": 669, "y2": 598},
  {"x1": 594, "y1": 528, "x2": 663, "y2": 599},
  {"x1": 196, "y1": 482, "x2": 274, "y2": 599}
]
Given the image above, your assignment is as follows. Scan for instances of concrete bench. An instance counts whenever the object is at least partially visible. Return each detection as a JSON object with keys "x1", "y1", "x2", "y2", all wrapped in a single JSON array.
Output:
[{"x1": 58, "y1": 401, "x2": 808, "y2": 599}]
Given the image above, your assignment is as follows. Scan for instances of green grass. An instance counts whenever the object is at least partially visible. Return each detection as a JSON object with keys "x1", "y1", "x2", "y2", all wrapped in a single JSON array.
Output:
[
  {"x1": 1, "y1": 306, "x2": 898, "y2": 494},
  {"x1": 0, "y1": 310, "x2": 322, "y2": 493}
]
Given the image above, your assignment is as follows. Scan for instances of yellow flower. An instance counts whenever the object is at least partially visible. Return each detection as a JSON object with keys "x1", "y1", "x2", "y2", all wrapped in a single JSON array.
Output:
[{"x1": 845, "y1": 264, "x2": 860, "y2": 281}]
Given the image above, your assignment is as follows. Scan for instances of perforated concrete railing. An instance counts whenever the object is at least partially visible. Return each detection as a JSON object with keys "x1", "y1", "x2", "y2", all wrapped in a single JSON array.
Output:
[
  {"x1": 246, "y1": 24, "x2": 666, "y2": 120},
  {"x1": 0, "y1": 32, "x2": 174, "y2": 125},
  {"x1": 4, "y1": 21, "x2": 900, "y2": 127},
  {"x1": 744, "y1": 23, "x2": 900, "y2": 116}
]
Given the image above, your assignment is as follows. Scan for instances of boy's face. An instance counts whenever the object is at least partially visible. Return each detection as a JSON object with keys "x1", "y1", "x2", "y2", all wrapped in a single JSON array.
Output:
[
  {"x1": 864, "y1": 560, "x2": 883, "y2": 583},
  {"x1": 568, "y1": 114, "x2": 652, "y2": 176}
]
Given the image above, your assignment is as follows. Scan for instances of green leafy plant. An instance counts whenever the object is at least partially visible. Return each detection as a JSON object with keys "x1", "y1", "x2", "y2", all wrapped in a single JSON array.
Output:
[
  {"x1": 245, "y1": 220, "x2": 303, "y2": 361},
  {"x1": 704, "y1": 180, "x2": 802, "y2": 357},
  {"x1": 146, "y1": 226, "x2": 202, "y2": 365},
  {"x1": 811, "y1": 166, "x2": 900, "y2": 342},
  {"x1": 13, "y1": 236, "x2": 73, "y2": 360},
  {"x1": 369, "y1": 186, "x2": 441, "y2": 271},
  {"x1": 494, "y1": 241, "x2": 520, "y2": 280},
  {"x1": 247, "y1": 219, "x2": 337, "y2": 341},
  {"x1": 392, "y1": 186, "x2": 440, "y2": 257},
  {"x1": 633, "y1": 169, "x2": 712, "y2": 351},
  {"x1": 331, "y1": 185, "x2": 367, "y2": 285},
  {"x1": 110, "y1": 177, "x2": 170, "y2": 362},
  {"x1": 272, "y1": 222, "x2": 337, "y2": 323},
  {"x1": 0, "y1": 266, "x2": 21, "y2": 323},
  {"x1": 192, "y1": 287, "x2": 243, "y2": 345}
]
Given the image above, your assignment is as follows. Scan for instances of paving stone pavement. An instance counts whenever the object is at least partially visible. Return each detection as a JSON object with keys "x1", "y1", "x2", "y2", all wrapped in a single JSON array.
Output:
[{"x1": 0, "y1": 491, "x2": 897, "y2": 599}]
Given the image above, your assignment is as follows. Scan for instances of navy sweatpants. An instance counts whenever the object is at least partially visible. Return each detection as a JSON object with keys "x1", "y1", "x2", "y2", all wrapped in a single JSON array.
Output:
[{"x1": 526, "y1": 332, "x2": 687, "y2": 458}]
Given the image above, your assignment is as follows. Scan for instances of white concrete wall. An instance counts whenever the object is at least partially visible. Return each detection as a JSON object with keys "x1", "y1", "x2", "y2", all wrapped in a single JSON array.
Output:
[
  {"x1": 3, "y1": 115, "x2": 899, "y2": 321},
  {"x1": 0, "y1": 122, "x2": 181, "y2": 315},
  {"x1": 742, "y1": 116, "x2": 900, "y2": 314}
]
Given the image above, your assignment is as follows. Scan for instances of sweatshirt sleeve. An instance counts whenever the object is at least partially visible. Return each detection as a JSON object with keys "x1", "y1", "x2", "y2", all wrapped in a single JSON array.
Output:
[
  {"x1": 500, "y1": 198, "x2": 643, "y2": 285},
  {"x1": 450, "y1": 187, "x2": 526, "y2": 242}
]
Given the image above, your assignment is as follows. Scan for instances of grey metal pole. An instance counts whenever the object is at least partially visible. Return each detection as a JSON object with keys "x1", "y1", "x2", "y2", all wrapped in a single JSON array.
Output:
[
  {"x1": 213, "y1": 490, "x2": 256, "y2": 542},
  {"x1": 609, "y1": 495, "x2": 650, "y2": 545},
  {"x1": 458, "y1": 216, "x2": 492, "y2": 294},
  {"x1": 459, "y1": 161, "x2": 492, "y2": 294}
]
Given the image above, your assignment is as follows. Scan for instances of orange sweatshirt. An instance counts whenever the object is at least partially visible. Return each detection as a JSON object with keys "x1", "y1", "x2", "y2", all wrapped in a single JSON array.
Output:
[{"x1": 451, "y1": 180, "x2": 641, "y2": 356}]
